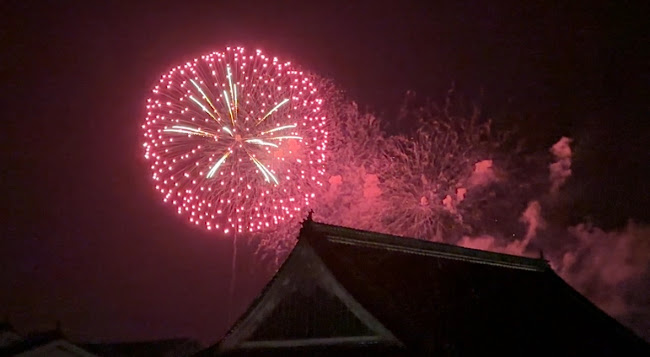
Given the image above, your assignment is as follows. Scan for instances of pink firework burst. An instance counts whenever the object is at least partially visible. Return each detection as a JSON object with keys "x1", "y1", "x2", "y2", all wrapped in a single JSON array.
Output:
[{"x1": 142, "y1": 47, "x2": 328, "y2": 234}]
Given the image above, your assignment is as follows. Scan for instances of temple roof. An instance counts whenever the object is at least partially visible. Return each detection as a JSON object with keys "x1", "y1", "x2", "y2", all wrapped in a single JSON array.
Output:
[{"x1": 199, "y1": 218, "x2": 649, "y2": 356}]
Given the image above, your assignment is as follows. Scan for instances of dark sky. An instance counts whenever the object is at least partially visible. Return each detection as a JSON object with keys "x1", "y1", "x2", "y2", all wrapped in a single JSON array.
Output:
[{"x1": 2, "y1": 0, "x2": 648, "y2": 344}]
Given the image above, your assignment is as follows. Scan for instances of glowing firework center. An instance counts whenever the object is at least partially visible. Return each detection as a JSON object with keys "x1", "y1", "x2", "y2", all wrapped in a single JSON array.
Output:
[{"x1": 143, "y1": 47, "x2": 327, "y2": 234}]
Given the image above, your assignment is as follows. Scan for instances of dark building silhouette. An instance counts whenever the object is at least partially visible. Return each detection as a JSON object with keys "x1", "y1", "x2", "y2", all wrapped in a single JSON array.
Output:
[
  {"x1": 0, "y1": 322, "x2": 200, "y2": 357},
  {"x1": 196, "y1": 217, "x2": 650, "y2": 356},
  {"x1": 0, "y1": 323, "x2": 21, "y2": 349},
  {"x1": 0, "y1": 325, "x2": 99, "y2": 357},
  {"x1": 82, "y1": 338, "x2": 201, "y2": 357}
]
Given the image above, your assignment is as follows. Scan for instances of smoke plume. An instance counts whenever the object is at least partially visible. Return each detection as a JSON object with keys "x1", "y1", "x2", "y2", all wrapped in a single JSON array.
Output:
[
  {"x1": 457, "y1": 200, "x2": 544, "y2": 256},
  {"x1": 555, "y1": 222, "x2": 650, "y2": 337},
  {"x1": 549, "y1": 137, "x2": 573, "y2": 194}
]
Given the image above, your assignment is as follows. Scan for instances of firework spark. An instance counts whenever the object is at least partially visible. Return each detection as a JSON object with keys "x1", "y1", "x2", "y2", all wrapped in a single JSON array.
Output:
[{"x1": 143, "y1": 47, "x2": 328, "y2": 234}]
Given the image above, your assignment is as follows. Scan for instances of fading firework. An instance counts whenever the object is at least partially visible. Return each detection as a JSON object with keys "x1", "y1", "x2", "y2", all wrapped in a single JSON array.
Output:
[{"x1": 142, "y1": 47, "x2": 328, "y2": 234}]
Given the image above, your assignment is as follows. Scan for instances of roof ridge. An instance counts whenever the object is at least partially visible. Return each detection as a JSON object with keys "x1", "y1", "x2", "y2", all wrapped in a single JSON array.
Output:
[{"x1": 307, "y1": 220, "x2": 549, "y2": 272}]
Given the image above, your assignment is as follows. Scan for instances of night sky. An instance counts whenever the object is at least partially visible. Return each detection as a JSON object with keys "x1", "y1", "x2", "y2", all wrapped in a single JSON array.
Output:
[{"x1": 2, "y1": 0, "x2": 648, "y2": 344}]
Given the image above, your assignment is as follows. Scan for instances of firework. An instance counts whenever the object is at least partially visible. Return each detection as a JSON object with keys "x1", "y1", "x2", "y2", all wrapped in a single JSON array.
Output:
[
  {"x1": 142, "y1": 47, "x2": 328, "y2": 234},
  {"x1": 312, "y1": 97, "x2": 500, "y2": 242}
]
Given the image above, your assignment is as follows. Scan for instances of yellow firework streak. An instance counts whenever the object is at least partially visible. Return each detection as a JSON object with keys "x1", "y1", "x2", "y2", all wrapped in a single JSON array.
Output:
[
  {"x1": 261, "y1": 124, "x2": 297, "y2": 134},
  {"x1": 223, "y1": 90, "x2": 234, "y2": 125},
  {"x1": 245, "y1": 139, "x2": 279, "y2": 148},
  {"x1": 189, "y1": 96, "x2": 219, "y2": 121},
  {"x1": 257, "y1": 98, "x2": 289, "y2": 125},
  {"x1": 222, "y1": 126, "x2": 234, "y2": 136},
  {"x1": 189, "y1": 79, "x2": 219, "y2": 116},
  {"x1": 251, "y1": 158, "x2": 270, "y2": 183},
  {"x1": 206, "y1": 152, "x2": 231, "y2": 178},
  {"x1": 226, "y1": 65, "x2": 237, "y2": 115},
  {"x1": 251, "y1": 156, "x2": 279, "y2": 185},
  {"x1": 164, "y1": 126, "x2": 213, "y2": 137},
  {"x1": 233, "y1": 83, "x2": 238, "y2": 113}
]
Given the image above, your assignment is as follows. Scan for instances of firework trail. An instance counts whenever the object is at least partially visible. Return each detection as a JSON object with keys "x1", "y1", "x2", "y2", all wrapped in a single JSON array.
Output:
[{"x1": 142, "y1": 47, "x2": 328, "y2": 234}]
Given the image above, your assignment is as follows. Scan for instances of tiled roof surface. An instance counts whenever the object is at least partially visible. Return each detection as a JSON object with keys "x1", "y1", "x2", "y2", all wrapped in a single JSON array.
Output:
[
  {"x1": 305, "y1": 220, "x2": 649, "y2": 355},
  {"x1": 199, "y1": 219, "x2": 649, "y2": 356}
]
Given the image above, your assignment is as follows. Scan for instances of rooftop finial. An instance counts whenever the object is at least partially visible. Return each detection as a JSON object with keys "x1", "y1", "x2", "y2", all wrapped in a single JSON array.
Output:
[{"x1": 298, "y1": 210, "x2": 315, "y2": 240}]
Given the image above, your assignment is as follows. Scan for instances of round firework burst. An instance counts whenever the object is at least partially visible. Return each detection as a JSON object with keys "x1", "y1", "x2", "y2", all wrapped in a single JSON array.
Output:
[{"x1": 142, "y1": 47, "x2": 328, "y2": 234}]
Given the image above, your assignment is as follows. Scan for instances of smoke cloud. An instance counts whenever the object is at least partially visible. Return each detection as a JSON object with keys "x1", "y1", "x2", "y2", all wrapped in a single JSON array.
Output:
[
  {"x1": 468, "y1": 159, "x2": 497, "y2": 187},
  {"x1": 549, "y1": 137, "x2": 573, "y2": 194},
  {"x1": 443, "y1": 160, "x2": 494, "y2": 214},
  {"x1": 457, "y1": 200, "x2": 544, "y2": 256},
  {"x1": 556, "y1": 223, "x2": 650, "y2": 323},
  {"x1": 363, "y1": 173, "x2": 381, "y2": 199},
  {"x1": 520, "y1": 200, "x2": 545, "y2": 241}
]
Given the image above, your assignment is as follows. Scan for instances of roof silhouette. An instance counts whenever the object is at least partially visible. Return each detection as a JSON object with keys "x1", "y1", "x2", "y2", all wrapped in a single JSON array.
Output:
[{"x1": 199, "y1": 218, "x2": 650, "y2": 356}]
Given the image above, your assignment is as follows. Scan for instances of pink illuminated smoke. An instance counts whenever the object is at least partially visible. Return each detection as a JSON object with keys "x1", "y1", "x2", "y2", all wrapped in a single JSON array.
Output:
[{"x1": 142, "y1": 47, "x2": 328, "y2": 234}]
